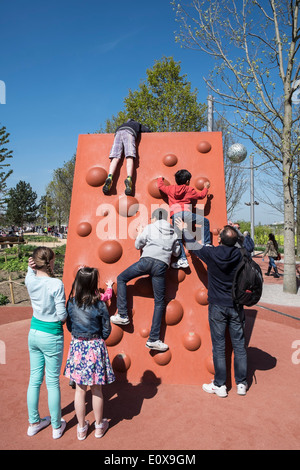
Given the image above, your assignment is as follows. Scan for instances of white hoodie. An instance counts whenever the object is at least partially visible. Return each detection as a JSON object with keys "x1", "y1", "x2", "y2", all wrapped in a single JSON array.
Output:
[{"x1": 135, "y1": 219, "x2": 181, "y2": 266}]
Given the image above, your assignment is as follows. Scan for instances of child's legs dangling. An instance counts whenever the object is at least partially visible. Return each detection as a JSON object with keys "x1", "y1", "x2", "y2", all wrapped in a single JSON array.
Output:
[
  {"x1": 91, "y1": 384, "x2": 104, "y2": 425},
  {"x1": 171, "y1": 213, "x2": 188, "y2": 261}
]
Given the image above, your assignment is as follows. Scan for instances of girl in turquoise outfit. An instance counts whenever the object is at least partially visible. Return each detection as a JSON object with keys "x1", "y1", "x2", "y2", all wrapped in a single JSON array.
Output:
[{"x1": 25, "y1": 247, "x2": 67, "y2": 439}]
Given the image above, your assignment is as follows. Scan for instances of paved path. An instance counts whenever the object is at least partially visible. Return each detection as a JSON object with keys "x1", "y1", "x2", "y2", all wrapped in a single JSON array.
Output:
[{"x1": 0, "y1": 255, "x2": 299, "y2": 451}]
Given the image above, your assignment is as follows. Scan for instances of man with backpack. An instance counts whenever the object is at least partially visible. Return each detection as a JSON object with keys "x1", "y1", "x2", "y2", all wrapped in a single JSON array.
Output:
[{"x1": 175, "y1": 219, "x2": 249, "y2": 397}]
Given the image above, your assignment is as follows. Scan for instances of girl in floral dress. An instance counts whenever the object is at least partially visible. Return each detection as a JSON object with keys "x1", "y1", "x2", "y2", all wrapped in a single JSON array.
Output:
[{"x1": 64, "y1": 267, "x2": 115, "y2": 440}]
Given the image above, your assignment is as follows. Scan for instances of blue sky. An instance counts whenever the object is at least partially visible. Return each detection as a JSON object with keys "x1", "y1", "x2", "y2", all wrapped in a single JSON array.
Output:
[{"x1": 1, "y1": 0, "x2": 281, "y2": 224}]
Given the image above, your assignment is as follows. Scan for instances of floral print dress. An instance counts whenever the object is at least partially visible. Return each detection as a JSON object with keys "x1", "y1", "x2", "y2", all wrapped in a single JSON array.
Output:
[{"x1": 64, "y1": 337, "x2": 115, "y2": 386}]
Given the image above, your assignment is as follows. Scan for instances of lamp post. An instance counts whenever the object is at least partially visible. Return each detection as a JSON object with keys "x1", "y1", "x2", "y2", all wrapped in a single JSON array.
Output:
[{"x1": 244, "y1": 154, "x2": 259, "y2": 241}]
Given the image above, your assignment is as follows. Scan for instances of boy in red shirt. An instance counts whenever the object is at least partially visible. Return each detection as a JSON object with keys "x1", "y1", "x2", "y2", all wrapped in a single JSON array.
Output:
[{"x1": 157, "y1": 169, "x2": 211, "y2": 269}]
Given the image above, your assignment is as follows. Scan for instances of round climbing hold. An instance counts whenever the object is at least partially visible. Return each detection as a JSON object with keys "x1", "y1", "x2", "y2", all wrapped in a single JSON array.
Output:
[
  {"x1": 162, "y1": 154, "x2": 178, "y2": 167},
  {"x1": 182, "y1": 332, "x2": 202, "y2": 351},
  {"x1": 197, "y1": 141, "x2": 212, "y2": 153},
  {"x1": 165, "y1": 299, "x2": 184, "y2": 325},
  {"x1": 116, "y1": 196, "x2": 139, "y2": 217},
  {"x1": 195, "y1": 287, "x2": 209, "y2": 305},
  {"x1": 86, "y1": 166, "x2": 108, "y2": 187},
  {"x1": 105, "y1": 323, "x2": 124, "y2": 347},
  {"x1": 76, "y1": 222, "x2": 92, "y2": 237},
  {"x1": 148, "y1": 178, "x2": 170, "y2": 199},
  {"x1": 98, "y1": 240, "x2": 123, "y2": 264},
  {"x1": 112, "y1": 353, "x2": 131, "y2": 372}
]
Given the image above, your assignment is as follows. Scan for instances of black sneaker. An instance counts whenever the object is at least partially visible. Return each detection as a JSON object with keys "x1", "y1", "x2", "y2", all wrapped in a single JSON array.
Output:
[
  {"x1": 103, "y1": 177, "x2": 112, "y2": 195},
  {"x1": 124, "y1": 178, "x2": 132, "y2": 195}
]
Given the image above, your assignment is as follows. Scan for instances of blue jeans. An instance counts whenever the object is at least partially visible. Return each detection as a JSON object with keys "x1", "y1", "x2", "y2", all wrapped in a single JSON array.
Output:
[
  {"x1": 208, "y1": 304, "x2": 247, "y2": 387},
  {"x1": 172, "y1": 211, "x2": 211, "y2": 261},
  {"x1": 117, "y1": 257, "x2": 167, "y2": 341},
  {"x1": 27, "y1": 329, "x2": 64, "y2": 428},
  {"x1": 268, "y1": 256, "x2": 276, "y2": 270}
]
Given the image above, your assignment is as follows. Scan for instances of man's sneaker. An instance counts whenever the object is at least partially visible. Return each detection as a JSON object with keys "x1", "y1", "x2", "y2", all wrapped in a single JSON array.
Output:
[
  {"x1": 146, "y1": 339, "x2": 169, "y2": 351},
  {"x1": 202, "y1": 381, "x2": 228, "y2": 398},
  {"x1": 237, "y1": 383, "x2": 248, "y2": 396},
  {"x1": 124, "y1": 177, "x2": 132, "y2": 195},
  {"x1": 27, "y1": 416, "x2": 51, "y2": 436},
  {"x1": 103, "y1": 177, "x2": 112, "y2": 195},
  {"x1": 110, "y1": 313, "x2": 130, "y2": 325},
  {"x1": 171, "y1": 258, "x2": 189, "y2": 269}
]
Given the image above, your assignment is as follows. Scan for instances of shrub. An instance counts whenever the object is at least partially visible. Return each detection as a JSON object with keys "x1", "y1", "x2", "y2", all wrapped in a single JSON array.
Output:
[{"x1": 0, "y1": 294, "x2": 9, "y2": 305}]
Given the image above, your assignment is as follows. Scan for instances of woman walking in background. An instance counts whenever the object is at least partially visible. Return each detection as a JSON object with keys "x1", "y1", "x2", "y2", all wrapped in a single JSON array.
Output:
[{"x1": 262, "y1": 233, "x2": 280, "y2": 278}]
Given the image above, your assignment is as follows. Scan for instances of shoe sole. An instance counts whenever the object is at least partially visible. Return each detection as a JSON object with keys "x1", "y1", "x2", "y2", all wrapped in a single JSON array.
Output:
[
  {"x1": 103, "y1": 186, "x2": 111, "y2": 195},
  {"x1": 145, "y1": 344, "x2": 169, "y2": 352},
  {"x1": 124, "y1": 179, "x2": 132, "y2": 195},
  {"x1": 110, "y1": 318, "x2": 130, "y2": 325},
  {"x1": 171, "y1": 264, "x2": 189, "y2": 269}
]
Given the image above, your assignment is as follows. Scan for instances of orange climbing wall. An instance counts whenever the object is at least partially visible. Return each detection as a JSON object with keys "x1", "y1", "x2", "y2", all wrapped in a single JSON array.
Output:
[{"x1": 62, "y1": 132, "x2": 227, "y2": 385}]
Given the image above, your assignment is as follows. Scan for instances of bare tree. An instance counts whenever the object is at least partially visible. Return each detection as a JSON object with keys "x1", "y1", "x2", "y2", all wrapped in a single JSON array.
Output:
[{"x1": 173, "y1": 0, "x2": 300, "y2": 294}]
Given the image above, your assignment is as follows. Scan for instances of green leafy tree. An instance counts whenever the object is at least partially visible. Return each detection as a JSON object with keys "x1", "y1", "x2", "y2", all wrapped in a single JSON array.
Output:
[
  {"x1": 46, "y1": 155, "x2": 76, "y2": 226},
  {"x1": 0, "y1": 124, "x2": 13, "y2": 207},
  {"x1": 38, "y1": 194, "x2": 56, "y2": 226},
  {"x1": 6, "y1": 180, "x2": 38, "y2": 226},
  {"x1": 102, "y1": 56, "x2": 207, "y2": 132}
]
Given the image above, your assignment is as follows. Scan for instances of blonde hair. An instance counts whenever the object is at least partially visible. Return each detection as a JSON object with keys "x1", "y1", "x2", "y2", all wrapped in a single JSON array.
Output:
[{"x1": 32, "y1": 246, "x2": 55, "y2": 278}]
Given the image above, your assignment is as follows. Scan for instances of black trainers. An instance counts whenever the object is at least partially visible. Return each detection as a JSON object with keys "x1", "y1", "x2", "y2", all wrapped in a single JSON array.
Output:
[
  {"x1": 103, "y1": 177, "x2": 112, "y2": 195},
  {"x1": 124, "y1": 178, "x2": 132, "y2": 195}
]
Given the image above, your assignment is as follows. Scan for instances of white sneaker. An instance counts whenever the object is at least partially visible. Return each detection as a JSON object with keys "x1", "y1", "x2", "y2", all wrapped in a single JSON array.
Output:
[
  {"x1": 27, "y1": 416, "x2": 51, "y2": 436},
  {"x1": 53, "y1": 419, "x2": 66, "y2": 439},
  {"x1": 202, "y1": 381, "x2": 228, "y2": 397},
  {"x1": 237, "y1": 383, "x2": 248, "y2": 396},
  {"x1": 146, "y1": 339, "x2": 169, "y2": 351},
  {"x1": 110, "y1": 313, "x2": 130, "y2": 325},
  {"x1": 95, "y1": 419, "x2": 109, "y2": 438},
  {"x1": 171, "y1": 258, "x2": 189, "y2": 269}
]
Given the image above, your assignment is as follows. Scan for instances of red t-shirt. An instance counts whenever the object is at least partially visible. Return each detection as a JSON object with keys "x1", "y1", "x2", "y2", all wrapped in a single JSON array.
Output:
[{"x1": 157, "y1": 177, "x2": 208, "y2": 216}]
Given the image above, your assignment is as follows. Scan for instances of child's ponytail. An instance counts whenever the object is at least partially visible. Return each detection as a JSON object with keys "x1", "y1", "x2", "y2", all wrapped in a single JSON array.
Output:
[{"x1": 32, "y1": 247, "x2": 55, "y2": 278}]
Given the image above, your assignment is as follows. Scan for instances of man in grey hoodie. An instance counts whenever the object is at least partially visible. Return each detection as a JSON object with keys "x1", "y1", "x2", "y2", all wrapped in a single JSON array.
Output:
[{"x1": 110, "y1": 208, "x2": 180, "y2": 351}]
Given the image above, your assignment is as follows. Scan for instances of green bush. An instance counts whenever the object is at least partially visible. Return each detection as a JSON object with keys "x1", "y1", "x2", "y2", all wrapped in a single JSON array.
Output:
[
  {"x1": 0, "y1": 294, "x2": 9, "y2": 305},
  {"x1": 0, "y1": 243, "x2": 66, "y2": 274}
]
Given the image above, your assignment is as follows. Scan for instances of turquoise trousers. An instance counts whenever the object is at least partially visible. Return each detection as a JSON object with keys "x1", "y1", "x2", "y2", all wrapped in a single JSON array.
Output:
[{"x1": 27, "y1": 329, "x2": 64, "y2": 429}]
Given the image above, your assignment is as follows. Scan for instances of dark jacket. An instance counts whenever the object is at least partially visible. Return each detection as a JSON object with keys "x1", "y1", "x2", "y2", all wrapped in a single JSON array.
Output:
[
  {"x1": 243, "y1": 235, "x2": 254, "y2": 254},
  {"x1": 116, "y1": 119, "x2": 151, "y2": 138},
  {"x1": 66, "y1": 298, "x2": 111, "y2": 340},
  {"x1": 183, "y1": 230, "x2": 242, "y2": 307}
]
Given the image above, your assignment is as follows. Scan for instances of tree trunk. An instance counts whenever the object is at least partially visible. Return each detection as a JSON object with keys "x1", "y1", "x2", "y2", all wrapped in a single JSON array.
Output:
[
  {"x1": 282, "y1": 137, "x2": 297, "y2": 293},
  {"x1": 297, "y1": 153, "x2": 300, "y2": 257}
]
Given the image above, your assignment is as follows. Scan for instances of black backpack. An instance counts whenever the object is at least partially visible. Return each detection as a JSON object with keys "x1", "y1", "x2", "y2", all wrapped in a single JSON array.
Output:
[{"x1": 232, "y1": 248, "x2": 263, "y2": 307}]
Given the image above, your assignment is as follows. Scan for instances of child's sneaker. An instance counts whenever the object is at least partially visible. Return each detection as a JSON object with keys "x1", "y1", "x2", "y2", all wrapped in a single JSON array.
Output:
[
  {"x1": 237, "y1": 383, "x2": 248, "y2": 396},
  {"x1": 202, "y1": 381, "x2": 228, "y2": 397},
  {"x1": 27, "y1": 416, "x2": 51, "y2": 436},
  {"x1": 110, "y1": 313, "x2": 130, "y2": 325},
  {"x1": 53, "y1": 419, "x2": 67, "y2": 439},
  {"x1": 124, "y1": 177, "x2": 132, "y2": 195},
  {"x1": 103, "y1": 177, "x2": 112, "y2": 195},
  {"x1": 146, "y1": 339, "x2": 169, "y2": 351},
  {"x1": 171, "y1": 258, "x2": 189, "y2": 269},
  {"x1": 95, "y1": 419, "x2": 109, "y2": 438}
]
